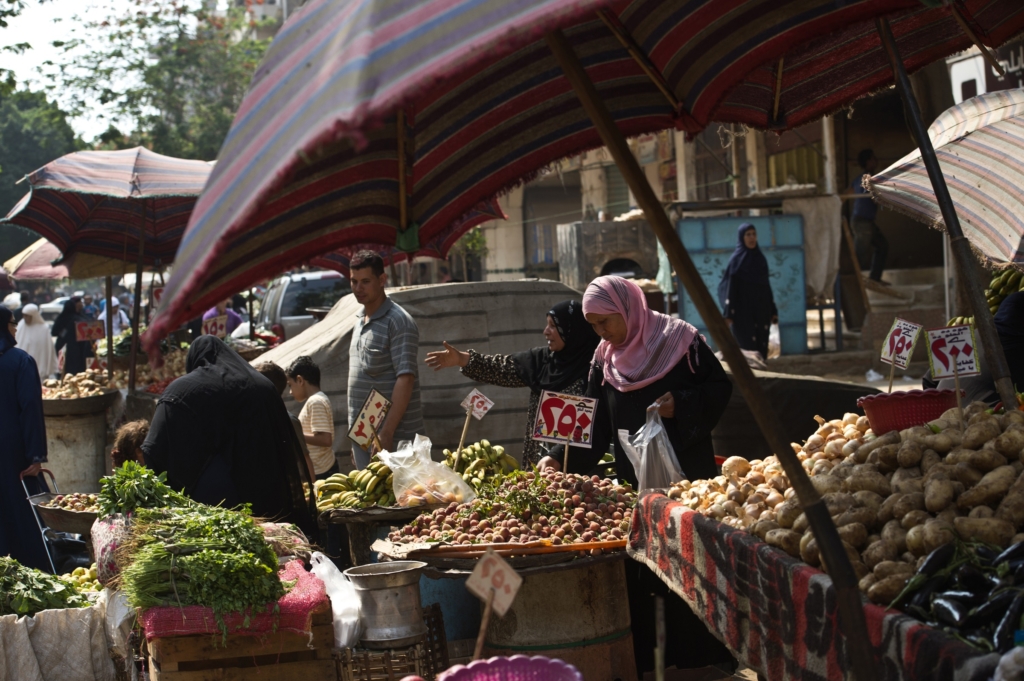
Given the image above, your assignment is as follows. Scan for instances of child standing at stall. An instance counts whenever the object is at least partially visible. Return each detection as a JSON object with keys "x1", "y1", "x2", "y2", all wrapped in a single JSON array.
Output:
[{"x1": 286, "y1": 356, "x2": 337, "y2": 479}]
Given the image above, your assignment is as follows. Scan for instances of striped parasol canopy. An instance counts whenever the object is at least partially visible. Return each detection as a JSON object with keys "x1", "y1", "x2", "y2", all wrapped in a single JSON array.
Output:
[
  {"x1": 147, "y1": 0, "x2": 1024, "y2": 348},
  {"x1": 868, "y1": 88, "x2": 1024, "y2": 272},
  {"x1": 1, "y1": 147, "x2": 213, "y2": 266}
]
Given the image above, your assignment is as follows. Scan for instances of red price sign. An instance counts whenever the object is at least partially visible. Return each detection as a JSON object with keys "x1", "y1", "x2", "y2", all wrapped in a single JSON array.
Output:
[
  {"x1": 152, "y1": 287, "x2": 164, "y2": 308},
  {"x1": 531, "y1": 390, "x2": 598, "y2": 448},
  {"x1": 201, "y1": 315, "x2": 227, "y2": 338},
  {"x1": 460, "y1": 388, "x2": 494, "y2": 421},
  {"x1": 880, "y1": 317, "x2": 923, "y2": 370},
  {"x1": 75, "y1": 321, "x2": 106, "y2": 342},
  {"x1": 347, "y1": 389, "x2": 392, "y2": 449},
  {"x1": 927, "y1": 325, "x2": 980, "y2": 380},
  {"x1": 465, "y1": 549, "x2": 522, "y2": 616}
]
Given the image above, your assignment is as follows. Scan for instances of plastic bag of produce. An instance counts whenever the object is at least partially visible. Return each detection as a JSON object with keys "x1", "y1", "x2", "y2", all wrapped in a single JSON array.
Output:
[
  {"x1": 310, "y1": 552, "x2": 362, "y2": 648},
  {"x1": 377, "y1": 435, "x2": 476, "y2": 507},
  {"x1": 618, "y1": 408, "x2": 684, "y2": 491}
]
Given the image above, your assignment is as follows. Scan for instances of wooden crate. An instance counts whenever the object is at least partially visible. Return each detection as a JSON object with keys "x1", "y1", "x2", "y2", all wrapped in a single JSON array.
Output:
[{"x1": 146, "y1": 611, "x2": 336, "y2": 681}]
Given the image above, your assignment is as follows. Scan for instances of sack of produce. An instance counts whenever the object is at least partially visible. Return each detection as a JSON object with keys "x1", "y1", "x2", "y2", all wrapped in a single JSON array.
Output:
[
  {"x1": 310, "y1": 552, "x2": 361, "y2": 648},
  {"x1": 618, "y1": 408, "x2": 684, "y2": 491},
  {"x1": 378, "y1": 435, "x2": 476, "y2": 507}
]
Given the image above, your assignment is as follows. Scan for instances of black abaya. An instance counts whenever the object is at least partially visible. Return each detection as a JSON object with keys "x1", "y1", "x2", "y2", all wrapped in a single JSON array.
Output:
[{"x1": 719, "y1": 224, "x2": 777, "y2": 360}]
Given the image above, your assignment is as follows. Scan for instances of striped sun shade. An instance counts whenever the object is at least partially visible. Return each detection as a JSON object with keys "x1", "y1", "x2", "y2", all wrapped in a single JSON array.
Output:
[
  {"x1": 869, "y1": 88, "x2": 1024, "y2": 271},
  {"x1": 0, "y1": 147, "x2": 213, "y2": 266},
  {"x1": 147, "y1": 0, "x2": 1024, "y2": 349}
]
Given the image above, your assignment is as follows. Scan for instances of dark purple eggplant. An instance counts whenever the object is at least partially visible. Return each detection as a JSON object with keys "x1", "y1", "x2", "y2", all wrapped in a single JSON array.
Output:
[
  {"x1": 938, "y1": 590, "x2": 987, "y2": 608},
  {"x1": 994, "y1": 541, "x2": 1024, "y2": 566},
  {"x1": 932, "y1": 597, "x2": 970, "y2": 627},
  {"x1": 975, "y1": 545, "x2": 1000, "y2": 565},
  {"x1": 994, "y1": 592, "x2": 1024, "y2": 653},
  {"x1": 911, "y1": 575, "x2": 948, "y2": 609},
  {"x1": 955, "y1": 565, "x2": 992, "y2": 593},
  {"x1": 919, "y1": 543, "x2": 956, "y2": 577},
  {"x1": 962, "y1": 590, "x2": 1018, "y2": 629}
]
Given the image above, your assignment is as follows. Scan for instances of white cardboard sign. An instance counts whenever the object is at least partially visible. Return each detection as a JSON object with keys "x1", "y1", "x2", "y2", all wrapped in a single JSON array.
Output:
[
  {"x1": 347, "y1": 389, "x2": 392, "y2": 449},
  {"x1": 201, "y1": 314, "x2": 227, "y2": 339},
  {"x1": 465, "y1": 549, "x2": 522, "y2": 617},
  {"x1": 880, "y1": 317, "x2": 923, "y2": 370},
  {"x1": 460, "y1": 389, "x2": 494, "y2": 421},
  {"x1": 531, "y1": 391, "x2": 598, "y2": 448},
  {"x1": 927, "y1": 325, "x2": 981, "y2": 380}
]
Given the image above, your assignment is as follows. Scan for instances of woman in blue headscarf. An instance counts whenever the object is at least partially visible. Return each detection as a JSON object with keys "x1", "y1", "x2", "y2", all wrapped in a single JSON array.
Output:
[
  {"x1": 718, "y1": 223, "x2": 777, "y2": 360},
  {"x1": 0, "y1": 306, "x2": 51, "y2": 570}
]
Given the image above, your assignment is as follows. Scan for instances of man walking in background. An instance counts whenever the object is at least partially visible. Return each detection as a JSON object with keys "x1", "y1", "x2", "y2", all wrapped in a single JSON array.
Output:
[
  {"x1": 851, "y1": 148, "x2": 889, "y2": 283},
  {"x1": 347, "y1": 250, "x2": 424, "y2": 469}
]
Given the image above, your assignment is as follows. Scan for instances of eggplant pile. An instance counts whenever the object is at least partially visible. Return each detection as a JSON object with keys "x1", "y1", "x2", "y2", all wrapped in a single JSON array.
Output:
[{"x1": 895, "y1": 539, "x2": 1024, "y2": 653}]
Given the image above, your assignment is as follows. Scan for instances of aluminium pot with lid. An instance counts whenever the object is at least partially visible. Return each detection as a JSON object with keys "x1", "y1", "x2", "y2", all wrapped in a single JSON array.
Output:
[{"x1": 344, "y1": 561, "x2": 428, "y2": 649}]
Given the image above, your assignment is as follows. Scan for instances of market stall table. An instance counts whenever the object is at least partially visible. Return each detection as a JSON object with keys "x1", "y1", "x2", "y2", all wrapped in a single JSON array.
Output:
[{"x1": 627, "y1": 492, "x2": 1000, "y2": 681}]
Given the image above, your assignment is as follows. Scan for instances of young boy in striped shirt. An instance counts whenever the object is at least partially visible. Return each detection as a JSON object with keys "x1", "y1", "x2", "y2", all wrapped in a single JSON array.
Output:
[{"x1": 286, "y1": 355, "x2": 337, "y2": 479}]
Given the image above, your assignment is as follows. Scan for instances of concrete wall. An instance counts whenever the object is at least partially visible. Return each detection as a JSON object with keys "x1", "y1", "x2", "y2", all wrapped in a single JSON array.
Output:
[{"x1": 480, "y1": 186, "x2": 525, "y2": 282}]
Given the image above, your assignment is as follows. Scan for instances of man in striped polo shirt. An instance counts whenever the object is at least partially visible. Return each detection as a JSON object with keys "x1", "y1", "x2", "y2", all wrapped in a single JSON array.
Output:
[{"x1": 347, "y1": 251, "x2": 425, "y2": 469}]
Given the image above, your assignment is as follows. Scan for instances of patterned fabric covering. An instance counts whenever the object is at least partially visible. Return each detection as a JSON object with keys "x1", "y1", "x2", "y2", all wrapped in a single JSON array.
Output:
[
  {"x1": 138, "y1": 560, "x2": 328, "y2": 641},
  {"x1": 628, "y1": 493, "x2": 1001, "y2": 681},
  {"x1": 461, "y1": 350, "x2": 587, "y2": 467}
]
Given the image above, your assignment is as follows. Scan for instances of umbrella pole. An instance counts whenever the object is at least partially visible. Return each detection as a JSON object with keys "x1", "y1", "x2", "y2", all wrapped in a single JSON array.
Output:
[
  {"x1": 105, "y1": 275, "x2": 114, "y2": 382},
  {"x1": 545, "y1": 29, "x2": 878, "y2": 681},
  {"x1": 128, "y1": 201, "x2": 146, "y2": 396},
  {"x1": 876, "y1": 18, "x2": 1017, "y2": 409}
]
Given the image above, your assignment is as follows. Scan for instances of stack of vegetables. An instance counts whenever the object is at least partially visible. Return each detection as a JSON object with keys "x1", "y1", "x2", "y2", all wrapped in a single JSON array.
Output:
[
  {"x1": 98, "y1": 461, "x2": 190, "y2": 517},
  {"x1": 42, "y1": 370, "x2": 110, "y2": 399},
  {"x1": 666, "y1": 403, "x2": 1024, "y2": 651},
  {"x1": 388, "y1": 470, "x2": 635, "y2": 553},
  {"x1": 315, "y1": 457, "x2": 395, "y2": 510},
  {"x1": 948, "y1": 268, "x2": 1023, "y2": 326},
  {"x1": 443, "y1": 439, "x2": 519, "y2": 489},
  {"x1": 0, "y1": 556, "x2": 89, "y2": 616}
]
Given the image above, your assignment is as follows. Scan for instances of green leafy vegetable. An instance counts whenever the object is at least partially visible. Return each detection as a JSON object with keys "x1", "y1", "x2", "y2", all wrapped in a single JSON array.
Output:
[
  {"x1": 0, "y1": 557, "x2": 89, "y2": 616},
  {"x1": 98, "y1": 461, "x2": 190, "y2": 518}
]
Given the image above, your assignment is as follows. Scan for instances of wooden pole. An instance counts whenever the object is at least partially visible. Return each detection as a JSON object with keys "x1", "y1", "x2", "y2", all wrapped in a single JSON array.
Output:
[
  {"x1": 455, "y1": 409, "x2": 472, "y2": 471},
  {"x1": 887, "y1": 361, "x2": 895, "y2": 393},
  {"x1": 472, "y1": 588, "x2": 496, "y2": 661},
  {"x1": 953, "y1": 359, "x2": 964, "y2": 431},
  {"x1": 104, "y1": 275, "x2": 114, "y2": 382},
  {"x1": 128, "y1": 200, "x2": 145, "y2": 395},
  {"x1": 563, "y1": 433, "x2": 571, "y2": 473},
  {"x1": 248, "y1": 292, "x2": 255, "y2": 341},
  {"x1": 876, "y1": 18, "x2": 1016, "y2": 409},
  {"x1": 544, "y1": 29, "x2": 877, "y2": 681}
]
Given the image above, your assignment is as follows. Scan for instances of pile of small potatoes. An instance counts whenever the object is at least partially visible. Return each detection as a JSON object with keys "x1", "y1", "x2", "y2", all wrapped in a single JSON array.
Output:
[{"x1": 668, "y1": 404, "x2": 1024, "y2": 605}]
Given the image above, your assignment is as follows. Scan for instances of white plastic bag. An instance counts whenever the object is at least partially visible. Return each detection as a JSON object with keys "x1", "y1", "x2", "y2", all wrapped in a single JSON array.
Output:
[
  {"x1": 309, "y1": 552, "x2": 362, "y2": 648},
  {"x1": 103, "y1": 589, "x2": 136, "y2": 659},
  {"x1": 617, "y1": 408, "x2": 685, "y2": 491},
  {"x1": 377, "y1": 435, "x2": 476, "y2": 507}
]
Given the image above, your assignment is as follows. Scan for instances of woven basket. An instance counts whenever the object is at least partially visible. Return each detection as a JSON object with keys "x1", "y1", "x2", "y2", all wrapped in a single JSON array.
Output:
[
  {"x1": 857, "y1": 389, "x2": 961, "y2": 434},
  {"x1": 438, "y1": 656, "x2": 583, "y2": 681}
]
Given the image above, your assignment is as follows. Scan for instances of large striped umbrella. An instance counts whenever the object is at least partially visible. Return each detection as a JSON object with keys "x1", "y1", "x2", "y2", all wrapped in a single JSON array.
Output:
[
  {"x1": 868, "y1": 88, "x2": 1024, "y2": 271},
  {"x1": 0, "y1": 147, "x2": 213, "y2": 265},
  {"x1": 148, "y1": 0, "x2": 1024, "y2": 344}
]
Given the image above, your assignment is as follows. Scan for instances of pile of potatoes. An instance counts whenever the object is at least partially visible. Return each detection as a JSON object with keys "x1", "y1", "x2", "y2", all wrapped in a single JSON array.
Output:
[{"x1": 668, "y1": 404, "x2": 1024, "y2": 605}]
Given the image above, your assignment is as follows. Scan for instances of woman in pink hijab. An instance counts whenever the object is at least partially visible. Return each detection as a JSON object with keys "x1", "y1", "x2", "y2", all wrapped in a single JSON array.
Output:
[{"x1": 541, "y1": 275, "x2": 731, "y2": 484}]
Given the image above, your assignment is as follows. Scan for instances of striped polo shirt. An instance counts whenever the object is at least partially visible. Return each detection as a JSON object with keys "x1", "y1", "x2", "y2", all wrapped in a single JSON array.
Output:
[{"x1": 348, "y1": 297, "x2": 425, "y2": 445}]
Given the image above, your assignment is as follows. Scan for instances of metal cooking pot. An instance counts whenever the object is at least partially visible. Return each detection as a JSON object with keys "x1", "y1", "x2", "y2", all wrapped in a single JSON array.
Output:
[{"x1": 344, "y1": 561, "x2": 428, "y2": 649}]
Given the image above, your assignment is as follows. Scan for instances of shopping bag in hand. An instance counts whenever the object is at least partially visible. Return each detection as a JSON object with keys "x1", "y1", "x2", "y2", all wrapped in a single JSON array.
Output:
[{"x1": 617, "y1": 407, "x2": 685, "y2": 491}]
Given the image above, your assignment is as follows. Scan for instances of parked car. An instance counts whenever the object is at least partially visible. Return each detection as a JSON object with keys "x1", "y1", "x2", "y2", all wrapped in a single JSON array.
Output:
[
  {"x1": 39, "y1": 296, "x2": 69, "y2": 323},
  {"x1": 244, "y1": 271, "x2": 351, "y2": 342}
]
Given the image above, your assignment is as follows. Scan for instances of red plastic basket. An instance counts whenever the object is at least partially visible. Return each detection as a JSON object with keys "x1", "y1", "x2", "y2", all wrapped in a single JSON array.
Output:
[{"x1": 856, "y1": 389, "x2": 962, "y2": 434}]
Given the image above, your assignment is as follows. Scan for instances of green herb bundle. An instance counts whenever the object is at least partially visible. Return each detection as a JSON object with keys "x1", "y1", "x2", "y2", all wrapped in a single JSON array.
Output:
[
  {"x1": 0, "y1": 557, "x2": 89, "y2": 617},
  {"x1": 98, "y1": 461, "x2": 190, "y2": 518},
  {"x1": 118, "y1": 505, "x2": 285, "y2": 636}
]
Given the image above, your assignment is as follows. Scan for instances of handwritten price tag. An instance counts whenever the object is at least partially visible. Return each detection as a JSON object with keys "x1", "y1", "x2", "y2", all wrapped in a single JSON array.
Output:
[
  {"x1": 465, "y1": 549, "x2": 522, "y2": 617},
  {"x1": 201, "y1": 315, "x2": 227, "y2": 338},
  {"x1": 75, "y1": 321, "x2": 106, "y2": 342},
  {"x1": 460, "y1": 389, "x2": 494, "y2": 421},
  {"x1": 927, "y1": 325, "x2": 981, "y2": 380},
  {"x1": 531, "y1": 391, "x2": 598, "y2": 448},
  {"x1": 880, "y1": 317, "x2": 923, "y2": 370},
  {"x1": 347, "y1": 389, "x2": 392, "y2": 449}
]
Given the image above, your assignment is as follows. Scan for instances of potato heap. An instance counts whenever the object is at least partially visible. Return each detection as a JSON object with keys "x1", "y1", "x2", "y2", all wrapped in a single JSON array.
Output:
[
  {"x1": 42, "y1": 371, "x2": 109, "y2": 398},
  {"x1": 43, "y1": 493, "x2": 99, "y2": 513},
  {"x1": 388, "y1": 470, "x2": 635, "y2": 552},
  {"x1": 667, "y1": 405, "x2": 1024, "y2": 605}
]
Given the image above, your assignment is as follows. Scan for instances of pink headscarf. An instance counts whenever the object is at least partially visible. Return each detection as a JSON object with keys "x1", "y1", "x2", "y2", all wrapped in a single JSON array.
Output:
[{"x1": 582, "y1": 276, "x2": 699, "y2": 392}]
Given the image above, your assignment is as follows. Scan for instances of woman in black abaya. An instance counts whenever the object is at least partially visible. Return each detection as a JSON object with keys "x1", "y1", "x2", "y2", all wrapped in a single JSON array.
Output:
[
  {"x1": 719, "y1": 223, "x2": 777, "y2": 360},
  {"x1": 141, "y1": 336, "x2": 314, "y2": 532},
  {"x1": 51, "y1": 297, "x2": 93, "y2": 376}
]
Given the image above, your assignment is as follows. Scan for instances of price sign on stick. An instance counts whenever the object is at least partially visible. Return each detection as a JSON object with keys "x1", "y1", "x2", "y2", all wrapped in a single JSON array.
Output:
[
  {"x1": 348, "y1": 389, "x2": 392, "y2": 450},
  {"x1": 201, "y1": 315, "x2": 227, "y2": 338},
  {"x1": 75, "y1": 321, "x2": 105, "y2": 342},
  {"x1": 927, "y1": 325, "x2": 980, "y2": 380},
  {"x1": 466, "y1": 549, "x2": 522, "y2": 661},
  {"x1": 881, "y1": 317, "x2": 923, "y2": 370},
  {"x1": 460, "y1": 389, "x2": 494, "y2": 421},
  {"x1": 531, "y1": 391, "x2": 598, "y2": 448}
]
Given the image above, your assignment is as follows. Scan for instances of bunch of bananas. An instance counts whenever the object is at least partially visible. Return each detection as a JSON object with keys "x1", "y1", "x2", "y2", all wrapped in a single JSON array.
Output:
[
  {"x1": 949, "y1": 269, "x2": 1023, "y2": 326},
  {"x1": 315, "y1": 459, "x2": 395, "y2": 512},
  {"x1": 443, "y1": 439, "x2": 518, "y2": 489}
]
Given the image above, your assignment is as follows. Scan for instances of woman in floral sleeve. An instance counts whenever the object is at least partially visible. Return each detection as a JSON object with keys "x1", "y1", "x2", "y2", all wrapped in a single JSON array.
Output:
[{"x1": 424, "y1": 300, "x2": 600, "y2": 466}]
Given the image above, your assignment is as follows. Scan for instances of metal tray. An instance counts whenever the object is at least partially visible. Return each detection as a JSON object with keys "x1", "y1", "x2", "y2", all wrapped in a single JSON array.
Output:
[{"x1": 28, "y1": 493, "x2": 99, "y2": 536}]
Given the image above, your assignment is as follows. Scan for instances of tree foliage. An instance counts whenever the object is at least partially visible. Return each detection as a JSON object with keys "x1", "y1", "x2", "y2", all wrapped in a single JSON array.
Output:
[
  {"x1": 0, "y1": 87, "x2": 81, "y2": 261},
  {"x1": 45, "y1": 0, "x2": 272, "y2": 160}
]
